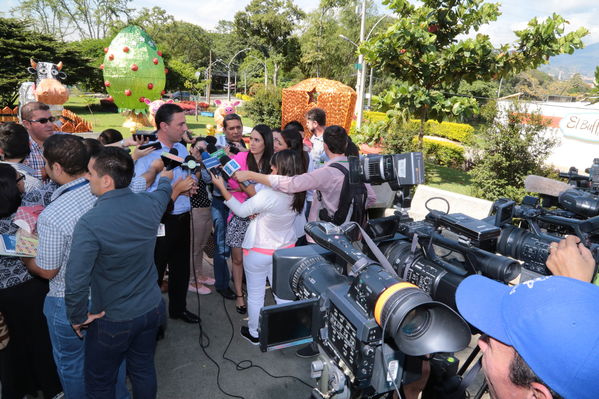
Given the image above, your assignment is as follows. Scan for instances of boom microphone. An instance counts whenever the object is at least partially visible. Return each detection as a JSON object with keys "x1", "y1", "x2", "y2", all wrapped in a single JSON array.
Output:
[{"x1": 524, "y1": 175, "x2": 572, "y2": 197}]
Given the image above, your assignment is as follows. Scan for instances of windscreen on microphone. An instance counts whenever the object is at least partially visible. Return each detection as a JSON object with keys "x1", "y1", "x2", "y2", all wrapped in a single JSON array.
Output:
[
  {"x1": 161, "y1": 151, "x2": 184, "y2": 170},
  {"x1": 169, "y1": 148, "x2": 178, "y2": 156},
  {"x1": 219, "y1": 155, "x2": 232, "y2": 166},
  {"x1": 524, "y1": 175, "x2": 572, "y2": 197},
  {"x1": 205, "y1": 136, "x2": 217, "y2": 145}
]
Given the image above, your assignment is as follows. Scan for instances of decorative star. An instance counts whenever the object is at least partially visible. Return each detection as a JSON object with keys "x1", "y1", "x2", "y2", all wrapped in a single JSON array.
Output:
[{"x1": 307, "y1": 88, "x2": 319, "y2": 104}]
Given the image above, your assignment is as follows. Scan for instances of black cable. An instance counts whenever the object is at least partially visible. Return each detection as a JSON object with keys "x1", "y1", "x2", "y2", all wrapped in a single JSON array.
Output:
[
  {"x1": 425, "y1": 197, "x2": 451, "y2": 214},
  {"x1": 219, "y1": 293, "x2": 314, "y2": 390}
]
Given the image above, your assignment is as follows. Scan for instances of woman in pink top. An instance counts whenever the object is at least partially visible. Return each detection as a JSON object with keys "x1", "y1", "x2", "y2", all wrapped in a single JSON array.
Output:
[
  {"x1": 225, "y1": 124, "x2": 273, "y2": 314},
  {"x1": 212, "y1": 150, "x2": 305, "y2": 344}
]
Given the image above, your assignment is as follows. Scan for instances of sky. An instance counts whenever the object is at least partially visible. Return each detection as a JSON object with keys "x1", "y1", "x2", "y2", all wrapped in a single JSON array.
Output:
[{"x1": 4, "y1": 0, "x2": 599, "y2": 45}]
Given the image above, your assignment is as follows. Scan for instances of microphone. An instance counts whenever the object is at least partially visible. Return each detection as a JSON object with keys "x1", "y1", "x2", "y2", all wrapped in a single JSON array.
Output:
[
  {"x1": 219, "y1": 155, "x2": 250, "y2": 187},
  {"x1": 161, "y1": 148, "x2": 184, "y2": 170},
  {"x1": 203, "y1": 154, "x2": 227, "y2": 180},
  {"x1": 182, "y1": 155, "x2": 200, "y2": 173},
  {"x1": 524, "y1": 175, "x2": 572, "y2": 197}
]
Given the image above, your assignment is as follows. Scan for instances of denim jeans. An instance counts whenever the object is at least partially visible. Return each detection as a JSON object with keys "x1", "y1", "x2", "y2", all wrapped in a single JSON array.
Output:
[
  {"x1": 43, "y1": 296, "x2": 130, "y2": 399},
  {"x1": 84, "y1": 301, "x2": 165, "y2": 399},
  {"x1": 211, "y1": 196, "x2": 231, "y2": 290}
]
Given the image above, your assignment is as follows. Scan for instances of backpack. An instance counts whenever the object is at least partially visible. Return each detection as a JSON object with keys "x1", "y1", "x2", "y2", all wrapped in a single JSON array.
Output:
[{"x1": 317, "y1": 163, "x2": 369, "y2": 227}]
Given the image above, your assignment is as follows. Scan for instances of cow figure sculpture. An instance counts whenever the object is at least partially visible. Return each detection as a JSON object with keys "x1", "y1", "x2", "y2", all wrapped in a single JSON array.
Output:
[{"x1": 27, "y1": 59, "x2": 70, "y2": 105}]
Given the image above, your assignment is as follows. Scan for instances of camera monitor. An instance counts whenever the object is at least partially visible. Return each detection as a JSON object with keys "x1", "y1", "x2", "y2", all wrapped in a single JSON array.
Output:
[{"x1": 258, "y1": 298, "x2": 320, "y2": 353}]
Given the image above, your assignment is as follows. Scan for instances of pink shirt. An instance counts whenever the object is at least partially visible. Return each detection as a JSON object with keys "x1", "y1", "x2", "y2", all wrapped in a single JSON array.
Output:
[{"x1": 229, "y1": 151, "x2": 250, "y2": 204}]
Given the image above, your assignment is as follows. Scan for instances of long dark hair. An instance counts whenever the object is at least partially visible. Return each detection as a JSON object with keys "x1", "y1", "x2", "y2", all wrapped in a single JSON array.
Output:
[
  {"x1": 280, "y1": 128, "x2": 307, "y2": 173},
  {"x1": 247, "y1": 124, "x2": 273, "y2": 174},
  {"x1": 0, "y1": 164, "x2": 22, "y2": 217},
  {"x1": 271, "y1": 150, "x2": 306, "y2": 213}
]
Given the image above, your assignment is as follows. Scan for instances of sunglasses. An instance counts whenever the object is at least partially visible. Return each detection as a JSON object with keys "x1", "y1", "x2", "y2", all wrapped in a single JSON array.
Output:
[
  {"x1": 16, "y1": 173, "x2": 25, "y2": 183},
  {"x1": 26, "y1": 116, "x2": 56, "y2": 124}
]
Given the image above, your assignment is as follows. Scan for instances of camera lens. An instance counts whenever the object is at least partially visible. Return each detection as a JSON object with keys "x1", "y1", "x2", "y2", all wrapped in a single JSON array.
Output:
[{"x1": 400, "y1": 308, "x2": 430, "y2": 338}]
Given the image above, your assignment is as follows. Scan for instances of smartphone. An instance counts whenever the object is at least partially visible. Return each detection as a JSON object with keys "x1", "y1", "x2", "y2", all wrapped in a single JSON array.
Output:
[
  {"x1": 133, "y1": 133, "x2": 157, "y2": 141},
  {"x1": 138, "y1": 141, "x2": 162, "y2": 151}
]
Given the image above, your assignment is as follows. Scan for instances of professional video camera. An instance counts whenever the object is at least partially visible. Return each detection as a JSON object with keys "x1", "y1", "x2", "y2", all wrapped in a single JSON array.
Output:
[
  {"x1": 559, "y1": 158, "x2": 599, "y2": 193},
  {"x1": 349, "y1": 153, "x2": 425, "y2": 208},
  {"x1": 260, "y1": 221, "x2": 470, "y2": 399},
  {"x1": 488, "y1": 198, "x2": 599, "y2": 280}
]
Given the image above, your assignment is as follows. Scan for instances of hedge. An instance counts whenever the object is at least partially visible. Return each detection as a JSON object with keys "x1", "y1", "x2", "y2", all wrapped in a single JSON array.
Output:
[
  {"x1": 414, "y1": 137, "x2": 465, "y2": 168},
  {"x1": 407, "y1": 119, "x2": 474, "y2": 144}
]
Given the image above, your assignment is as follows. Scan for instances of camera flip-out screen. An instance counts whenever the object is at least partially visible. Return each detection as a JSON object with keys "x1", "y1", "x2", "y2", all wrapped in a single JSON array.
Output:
[{"x1": 258, "y1": 297, "x2": 320, "y2": 352}]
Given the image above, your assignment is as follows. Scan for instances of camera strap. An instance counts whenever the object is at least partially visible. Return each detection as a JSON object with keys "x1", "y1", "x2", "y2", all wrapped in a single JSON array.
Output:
[{"x1": 356, "y1": 224, "x2": 399, "y2": 278}]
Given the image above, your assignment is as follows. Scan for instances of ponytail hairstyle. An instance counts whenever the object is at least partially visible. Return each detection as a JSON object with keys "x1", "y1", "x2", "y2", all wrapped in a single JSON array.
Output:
[
  {"x1": 271, "y1": 149, "x2": 306, "y2": 213},
  {"x1": 280, "y1": 128, "x2": 307, "y2": 173}
]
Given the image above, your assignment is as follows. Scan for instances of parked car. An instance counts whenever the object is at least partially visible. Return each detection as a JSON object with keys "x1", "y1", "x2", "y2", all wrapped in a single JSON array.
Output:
[{"x1": 172, "y1": 91, "x2": 191, "y2": 101}]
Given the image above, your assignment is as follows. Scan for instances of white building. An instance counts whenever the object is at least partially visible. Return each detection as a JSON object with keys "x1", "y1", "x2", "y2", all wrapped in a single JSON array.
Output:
[{"x1": 497, "y1": 100, "x2": 599, "y2": 172}]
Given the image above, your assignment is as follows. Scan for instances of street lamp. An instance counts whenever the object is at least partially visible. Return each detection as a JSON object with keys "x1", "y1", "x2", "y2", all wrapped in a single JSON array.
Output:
[
  {"x1": 340, "y1": 12, "x2": 392, "y2": 129},
  {"x1": 227, "y1": 48, "x2": 251, "y2": 101},
  {"x1": 246, "y1": 54, "x2": 268, "y2": 87}
]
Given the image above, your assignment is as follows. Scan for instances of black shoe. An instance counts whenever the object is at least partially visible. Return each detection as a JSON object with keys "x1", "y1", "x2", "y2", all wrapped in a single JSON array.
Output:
[
  {"x1": 296, "y1": 343, "x2": 319, "y2": 358},
  {"x1": 240, "y1": 326, "x2": 259, "y2": 345},
  {"x1": 236, "y1": 295, "x2": 247, "y2": 314},
  {"x1": 217, "y1": 287, "x2": 236, "y2": 300},
  {"x1": 169, "y1": 310, "x2": 200, "y2": 324}
]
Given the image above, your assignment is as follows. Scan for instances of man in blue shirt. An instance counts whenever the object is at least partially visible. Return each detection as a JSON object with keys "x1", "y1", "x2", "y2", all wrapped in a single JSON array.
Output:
[
  {"x1": 133, "y1": 103, "x2": 199, "y2": 323},
  {"x1": 65, "y1": 147, "x2": 172, "y2": 398}
]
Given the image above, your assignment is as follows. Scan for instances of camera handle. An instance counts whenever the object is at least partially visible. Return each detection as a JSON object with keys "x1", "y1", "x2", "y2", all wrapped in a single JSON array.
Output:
[{"x1": 353, "y1": 223, "x2": 398, "y2": 278}]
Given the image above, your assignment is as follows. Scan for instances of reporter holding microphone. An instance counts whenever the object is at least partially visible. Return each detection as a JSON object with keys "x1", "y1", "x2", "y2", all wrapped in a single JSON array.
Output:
[{"x1": 211, "y1": 150, "x2": 305, "y2": 344}]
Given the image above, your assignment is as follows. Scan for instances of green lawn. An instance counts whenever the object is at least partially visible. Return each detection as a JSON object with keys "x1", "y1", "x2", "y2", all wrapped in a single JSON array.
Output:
[
  {"x1": 62, "y1": 95, "x2": 254, "y2": 139},
  {"x1": 424, "y1": 162, "x2": 473, "y2": 196}
]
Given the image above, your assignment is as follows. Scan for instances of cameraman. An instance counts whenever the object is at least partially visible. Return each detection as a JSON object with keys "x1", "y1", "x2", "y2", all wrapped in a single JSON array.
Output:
[{"x1": 455, "y1": 273, "x2": 599, "y2": 399}]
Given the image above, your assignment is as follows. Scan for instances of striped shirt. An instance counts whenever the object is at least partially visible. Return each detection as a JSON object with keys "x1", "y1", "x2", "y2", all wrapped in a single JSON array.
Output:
[{"x1": 23, "y1": 136, "x2": 45, "y2": 180}]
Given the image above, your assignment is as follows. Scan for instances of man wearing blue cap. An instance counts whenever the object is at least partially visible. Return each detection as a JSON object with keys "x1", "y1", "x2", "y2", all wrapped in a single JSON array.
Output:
[{"x1": 456, "y1": 237, "x2": 599, "y2": 399}]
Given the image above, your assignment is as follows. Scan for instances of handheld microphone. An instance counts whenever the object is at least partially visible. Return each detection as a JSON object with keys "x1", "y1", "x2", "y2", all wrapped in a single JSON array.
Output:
[
  {"x1": 203, "y1": 155, "x2": 227, "y2": 180},
  {"x1": 161, "y1": 148, "x2": 184, "y2": 170},
  {"x1": 182, "y1": 155, "x2": 200, "y2": 172},
  {"x1": 219, "y1": 155, "x2": 250, "y2": 187}
]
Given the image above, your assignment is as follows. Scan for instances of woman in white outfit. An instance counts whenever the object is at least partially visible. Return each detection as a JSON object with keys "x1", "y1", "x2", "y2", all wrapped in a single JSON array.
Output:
[{"x1": 210, "y1": 150, "x2": 306, "y2": 344}]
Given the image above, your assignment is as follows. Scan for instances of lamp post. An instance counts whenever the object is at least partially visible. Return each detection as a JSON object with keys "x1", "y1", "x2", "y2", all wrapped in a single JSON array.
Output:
[
  {"x1": 227, "y1": 48, "x2": 251, "y2": 101},
  {"x1": 205, "y1": 54, "x2": 225, "y2": 105},
  {"x1": 246, "y1": 54, "x2": 268, "y2": 87},
  {"x1": 340, "y1": 12, "x2": 392, "y2": 129}
]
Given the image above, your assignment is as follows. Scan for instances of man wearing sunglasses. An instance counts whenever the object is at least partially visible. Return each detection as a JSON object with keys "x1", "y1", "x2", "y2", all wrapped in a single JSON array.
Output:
[{"x1": 21, "y1": 101, "x2": 58, "y2": 180}]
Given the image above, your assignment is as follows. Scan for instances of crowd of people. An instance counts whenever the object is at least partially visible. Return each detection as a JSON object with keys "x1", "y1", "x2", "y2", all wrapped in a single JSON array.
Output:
[{"x1": 0, "y1": 99, "x2": 598, "y2": 399}]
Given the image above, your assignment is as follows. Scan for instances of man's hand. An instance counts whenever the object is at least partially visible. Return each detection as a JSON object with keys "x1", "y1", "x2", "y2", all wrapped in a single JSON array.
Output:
[
  {"x1": 160, "y1": 168, "x2": 174, "y2": 180},
  {"x1": 132, "y1": 145, "x2": 155, "y2": 161},
  {"x1": 72, "y1": 311, "x2": 105, "y2": 338},
  {"x1": 172, "y1": 176, "x2": 196, "y2": 199},
  {"x1": 547, "y1": 235, "x2": 596, "y2": 283}
]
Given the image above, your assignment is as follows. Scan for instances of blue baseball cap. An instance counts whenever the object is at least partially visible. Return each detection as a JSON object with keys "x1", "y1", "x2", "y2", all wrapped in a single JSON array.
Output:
[{"x1": 456, "y1": 275, "x2": 599, "y2": 399}]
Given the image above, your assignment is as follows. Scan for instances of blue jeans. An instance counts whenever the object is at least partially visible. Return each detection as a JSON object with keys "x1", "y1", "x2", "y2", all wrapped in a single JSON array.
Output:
[
  {"x1": 43, "y1": 296, "x2": 130, "y2": 399},
  {"x1": 84, "y1": 302, "x2": 165, "y2": 399},
  {"x1": 211, "y1": 196, "x2": 231, "y2": 290}
]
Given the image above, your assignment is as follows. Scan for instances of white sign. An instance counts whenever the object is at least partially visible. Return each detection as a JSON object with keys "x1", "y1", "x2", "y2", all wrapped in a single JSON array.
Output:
[{"x1": 559, "y1": 113, "x2": 599, "y2": 142}]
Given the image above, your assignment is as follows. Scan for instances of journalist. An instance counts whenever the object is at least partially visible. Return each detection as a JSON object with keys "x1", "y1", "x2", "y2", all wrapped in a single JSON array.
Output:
[
  {"x1": 456, "y1": 274, "x2": 599, "y2": 399},
  {"x1": 65, "y1": 147, "x2": 172, "y2": 398}
]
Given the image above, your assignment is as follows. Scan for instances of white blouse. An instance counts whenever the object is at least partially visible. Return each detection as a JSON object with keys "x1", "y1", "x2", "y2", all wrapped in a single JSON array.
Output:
[{"x1": 224, "y1": 186, "x2": 301, "y2": 250}]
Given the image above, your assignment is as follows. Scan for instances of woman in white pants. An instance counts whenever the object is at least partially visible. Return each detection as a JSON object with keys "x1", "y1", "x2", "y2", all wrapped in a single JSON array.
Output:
[{"x1": 210, "y1": 150, "x2": 306, "y2": 344}]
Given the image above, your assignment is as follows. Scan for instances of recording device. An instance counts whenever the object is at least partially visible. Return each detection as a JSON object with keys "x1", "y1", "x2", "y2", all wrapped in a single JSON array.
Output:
[
  {"x1": 138, "y1": 141, "x2": 162, "y2": 151},
  {"x1": 192, "y1": 136, "x2": 218, "y2": 154},
  {"x1": 261, "y1": 221, "x2": 470, "y2": 399},
  {"x1": 559, "y1": 159, "x2": 599, "y2": 192},
  {"x1": 525, "y1": 175, "x2": 599, "y2": 218},
  {"x1": 219, "y1": 155, "x2": 250, "y2": 187},
  {"x1": 132, "y1": 133, "x2": 157, "y2": 141},
  {"x1": 348, "y1": 152, "x2": 425, "y2": 190},
  {"x1": 160, "y1": 149, "x2": 200, "y2": 172},
  {"x1": 181, "y1": 155, "x2": 200, "y2": 173},
  {"x1": 489, "y1": 198, "x2": 599, "y2": 279}
]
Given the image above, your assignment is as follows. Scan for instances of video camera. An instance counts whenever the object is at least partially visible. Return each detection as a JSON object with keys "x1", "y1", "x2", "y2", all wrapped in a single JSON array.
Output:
[
  {"x1": 559, "y1": 158, "x2": 599, "y2": 193},
  {"x1": 260, "y1": 221, "x2": 470, "y2": 399}
]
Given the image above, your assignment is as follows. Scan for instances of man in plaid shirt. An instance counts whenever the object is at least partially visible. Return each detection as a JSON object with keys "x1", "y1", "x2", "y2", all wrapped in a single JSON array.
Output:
[{"x1": 20, "y1": 102, "x2": 59, "y2": 180}]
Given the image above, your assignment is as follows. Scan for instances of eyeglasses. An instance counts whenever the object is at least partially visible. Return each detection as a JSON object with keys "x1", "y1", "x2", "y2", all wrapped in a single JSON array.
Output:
[
  {"x1": 16, "y1": 173, "x2": 25, "y2": 183},
  {"x1": 25, "y1": 116, "x2": 56, "y2": 124}
]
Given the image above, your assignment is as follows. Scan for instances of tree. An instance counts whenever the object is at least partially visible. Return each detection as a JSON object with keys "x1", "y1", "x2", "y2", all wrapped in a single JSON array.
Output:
[
  {"x1": 0, "y1": 17, "x2": 94, "y2": 106},
  {"x1": 233, "y1": 0, "x2": 305, "y2": 86},
  {"x1": 361, "y1": 0, "x2": 588, "y2": 145},
  {"x1": 469, "y1": 102, "x2": 558, "y2": 201},
  {"x1": 11, "y1": 0, "x2": 132, "y2": 40}
]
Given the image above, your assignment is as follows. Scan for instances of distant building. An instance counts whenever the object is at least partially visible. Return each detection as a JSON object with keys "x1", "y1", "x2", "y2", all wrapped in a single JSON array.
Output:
[{"x1": 497, "y1": 100, "x2": 599, "y2": 171}]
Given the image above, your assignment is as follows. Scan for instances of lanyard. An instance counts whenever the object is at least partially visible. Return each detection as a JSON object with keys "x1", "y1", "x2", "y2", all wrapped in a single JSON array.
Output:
[{"x1": 51, "y1": 180, "x2": 89, "y2": 203}]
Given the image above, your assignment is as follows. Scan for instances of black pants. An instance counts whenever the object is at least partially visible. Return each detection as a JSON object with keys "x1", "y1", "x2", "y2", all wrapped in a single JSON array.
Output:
[
  {"x1": 0, "y1": 277, "x2": 62, "y2": 399},
  {"x1": 155, "y1": 212, "x2": 191, "y2": 316}
]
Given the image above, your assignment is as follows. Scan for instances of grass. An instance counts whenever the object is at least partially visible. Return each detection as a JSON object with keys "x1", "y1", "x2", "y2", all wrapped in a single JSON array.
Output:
[
  {"x1": 62, "y1": 94, "x2": 255, "y2": 139},
  {"x1": 424, "y1": 162, "x2": 473, "y2": 196}
]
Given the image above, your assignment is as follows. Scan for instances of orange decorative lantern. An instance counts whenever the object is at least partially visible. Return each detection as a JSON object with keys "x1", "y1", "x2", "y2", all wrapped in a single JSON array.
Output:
[{"x1": 281, "y1": 78, "x2": 357, "y2": 138}]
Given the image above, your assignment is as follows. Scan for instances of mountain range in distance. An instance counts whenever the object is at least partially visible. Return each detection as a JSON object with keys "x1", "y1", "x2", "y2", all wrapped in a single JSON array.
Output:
[{"x1": 540, "y1": 42, "x2": 599, "y2": 80}]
